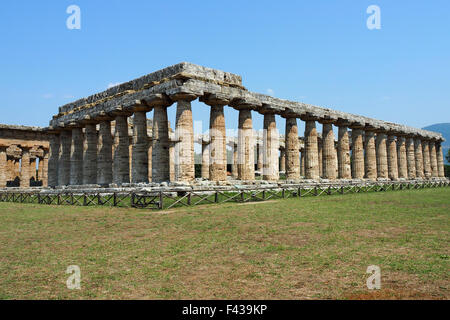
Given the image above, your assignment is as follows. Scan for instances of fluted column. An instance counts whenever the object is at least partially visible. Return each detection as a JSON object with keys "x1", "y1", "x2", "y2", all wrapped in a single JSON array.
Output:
[
  {"x1": 337, "y1": 126, "x2": 351, "y2": 179},
  {"x1": 69, "y1": 128, "x2": 83, "y2": 185},
  {"x1": 406, "y1": 137, "x2": 416, "y2": 179},
  {"x1": 237, "y1": 109, "x2": 255, "y2": 180},
  {"x1": 414, "y1": 138, "x2": 424, "y2": 179},
  {"x1": 232, "y1": 142, "x2": 238, "y2": 178},
  {"x1": 83, "y1": 124, "x2": 97, "y2": 184},
  {"x1": 132, "y1": 111, "x2": 149, "y2": 183},
  {"x1": 30, "y1": 156, "x2": 37, "y2": 182},
  {"x1": 41, "y1": 150, "x2": 49, "y2": 187},
  {"x1": 304, "y1": 119, "x2": 320, "y2": 180},
  {"x1": 429, "y1": 141, "x2": 438, "y2": 178},
  {"x1": 48, "y1": 133, "x2": 60, "y2": 187},
  {"x1": 97, "y1": 121, "x2": 113, "y2": 185},
  {"x1": 376, "y1": 133, "x2": 388, "y2": 179},
  {"x1": 279, "y1": 148, "x2": 286, "y2": 173},
  {"x1": 209, "y1": 105, "x2": 227, "y2": 181},
  {"x1": 148, "y1": 138, "x2": 152, "y2": 182},
  {"x1": 152, "y1": 106, "x2": 170, "y2": 183},
  {"x1": 318, "y1": 138, "x2": 323, "y2": 178},
  {"x1": 397, "y1": 136, "x2": 408, "y2": 179},
  {"x1": 169, "y1": 142, "x2": 175, "y2": 182},
  {"x1": 422, "y1": 140, "x2": 431, "y2": 179},
  {"x1": 285, "y1": 117, "x2": 300, "y2": 180},
  {"x1": 21, "y1": 147, "x2": 31, "y2": 188},
  {"x1": 257, "y1": 143, "x2": 263, "y2": 172},
  {"x1": 321, "y1": 122, "x2": 337, "y2": 180},
  {"x1": 0, "y1": 146, "x2": 7, "y2": 188},
  {"x1": 364, "y1": 130, "x2": 377, "y2": 180},
  {"x1": 201, "y1": 141, "x2": 210, "y2": 180},
  {"x1": 351, "y1": 128, "x2": 364, "y2": 179},
  {"x1": 58, "y1": 130, "x2": 71, "y2": 186},
  {"x1": 436, "y1": 142, "x2": 445, "y2": 178},
  {"x1": 387, "y1": 135, "x2": 398, "y2": 180},
  {"x1": 37, "y1": 156, "x2": 43, "y2": 183},
  {"x1": 262, "y1": 113, "x2": 279, "y2": 180},
  {"x1": 300, "y1": 149, "x2": 305, "y2": 177},
  {"x1": 113, "y1": 115, "x2": 130, "y2": 185},
  {"x1": 174, "y1": 97, "x2": 195, "y2": 182}
]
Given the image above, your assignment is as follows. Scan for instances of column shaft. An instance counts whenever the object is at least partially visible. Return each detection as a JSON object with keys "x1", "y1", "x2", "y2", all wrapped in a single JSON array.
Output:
[
  {"x1": 70, "y1": 128, "x2": 83, "y2": 185},
  {"x1": 422, "y1": 140, "x2": 431, "y2": 179},
  {"x1": 414, "y1": 138, "x2": 424, "y2": 178},
  {"x1": 351, "y1": 129, "x2": 364, "y2": 179},
  {"x1": 237, "y1": 109, "x2": 254, "y2": 180},
  {"x1": 322, "y1": 123, "x2": 337, "y2": 180},
  {"x1": 406, "y1": 137, "x2": 416, "y2": 179},
  {"x1": 364, "y1": 131, "x2": 377, "y2": 180},
  {"x1": 48, "y1": 134, "x2": 60, "y2": 187},
  {"x1": 83, "y1": 124, "x2": 98, "y2": 184},
  {"x1": 397, "y1": 136, "x2": 408, "y2": 179},
  {"x1": 337, "y1": 126, "x2": 351, "y2": 179},
  {"x1": 376, "y1": 133, "x2": 388, "y2": 179},
  {"x1": 300, "y1": 150, "x2": 305, "y2": 177},
  {"x1": 175, "y1": 100, "x2": 195, "y2": 182},
  {"x1": 304, "y1": 120, "x2": 319, "y2": 180},
  {"x1": 232, "y1": 143, "x2": 238, "y2": 178},
  {"x1": 0, "y1": 147, "x2": 7, "y2": 188},
  {"x1": 263, "y1": 114, "x2": 279, "y2": 180},
  {"x1": 132, "y1": 111, "x2": 149, "y2": 183},
  {"x1": 387, "y1": 135, "x2": 398, "y2": 180},
  {"x1": 257, "y1": 143, "x2": 263, "y2": 172},
  {"x1": 97, "y1": 121, "x2": 113, "y2": 185},
  {"x1": 21, "y1": 148, "x2": 31, "y2": 188},
  {"x1": 113, "y1": 116, "x2": 130, "y2": 185},
  {"x1": 58, "y1": 130, "x2": 71, "y2": 186},
  {"x1": 152, "y1": 106, "x2": 170, "y2": 182},
  {"x1": 429, "y1": 142, "x2": 438, "y2": 178},
  {"x1": 209, "y1": 105, "x2": 227, "y2": 181},
  {"x1": 41, "y1": 151, "x2": 49, "y2": 187},
  {"x1": 285, "y1": 117, "x2": 300, "y2": 180},
  {"x1": 201, "y1": 143, "x2": 210, "y2": 180},
  {"x1": 436, "y1": 142, "x2": 445, "y2": 178},
  {"x1": 279, "y1": 148, "x2": 286, "y2": 172}
]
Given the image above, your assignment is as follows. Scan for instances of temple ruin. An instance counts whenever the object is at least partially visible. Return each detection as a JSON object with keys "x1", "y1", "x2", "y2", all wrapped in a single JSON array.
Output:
[{"x1": 0, "y1": 63, "x2": 447, "y2": 192}]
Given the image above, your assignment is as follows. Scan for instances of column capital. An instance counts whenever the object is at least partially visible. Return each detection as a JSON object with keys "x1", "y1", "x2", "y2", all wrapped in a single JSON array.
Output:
[
  {"x1": 318, "y1": 115, "x2": 338, "y2": 125},
  {"x1": 199, "y1": 93, "x2": 230, "y2": 107},
  {"x1": 169, "y1": 92, "x2": 198, "y2": 103},
  {"x1": 229, "y1": 96, "x2": 261, "y2": 110},
  {"x1": 300, "y1": 112, "x2": 320, "y2": 122}
]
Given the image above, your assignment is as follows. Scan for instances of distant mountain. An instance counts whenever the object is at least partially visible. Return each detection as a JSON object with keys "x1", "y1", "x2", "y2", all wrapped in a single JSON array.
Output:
[{"x1": 423, "y1": 123, "x2": 450, "y2": 164}]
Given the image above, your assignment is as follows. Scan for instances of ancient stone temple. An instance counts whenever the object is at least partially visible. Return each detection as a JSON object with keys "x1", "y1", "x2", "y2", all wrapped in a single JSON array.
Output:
[
  {"x1": 0, "y1": 125, "x2": 50, "y2": 188},
  {"x1": 0, "y1": 63, "x2": 447, "y2": 189}
]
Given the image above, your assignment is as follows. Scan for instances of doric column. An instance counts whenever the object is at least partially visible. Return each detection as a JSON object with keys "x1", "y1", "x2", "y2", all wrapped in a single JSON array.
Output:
[
  {"x1": 82, "y1": 124, "x2": 98, "y2": 185},
  {"x1": 397, "y1": 136, "x2": 408, "y2": 179},
  {"x1": 209, "y1": 105, "x2": 227, "y2": 181},
  {"x1": 132, "y1": 111, "x2": 150, "y2": 183},
  {"x1": 300, "y1": 148, "x2": 305, "y2": 177},
  {"x1": 69, "y1": 127, "x2": 83, "y2": 185},
  {"x1": 58, "y1": 130, "x2": 71, "y2": 186},
  {"x1": 351, "y1": 128, "x2": 364, "y2": 179},
  {"x1": 318, "y1": 137, "x2": 323, "y2": 178},
  {"x1": 429, "y1": 140, "x2": 438, "y2": 178},
  {"x1": 201, "y1": 140, "x2": 210, "y2": 180},
  {"x1": 285, "y1": 117, "x2": 300, "y2": 180},
  {"x1": 436, "y1": 141, "x2": 445, "y2": 178},
  {"x1": 237, "y1": 108, "x2": 255, "y2": 180},
  {"x1": 279, "y1": 147, "x2": 286, "y2": 173},
  {"x1": 14, "y1": 158, "x2": 20, "y2": 182},
  {"x1": 148, "y1": 137, "x2": 153, "y2": 182},
  {"x1": 172, "y1": 95, "x2": 196, "y2": 182},
  {"x1": 37, "y1": 156, "x2": 43, "y2": 183},
  {"x1": 406, "y1": 137, "x2": 416, "y2": 179},
  {"x1": 113, "y1": 115, "x2": 130, "y2": 185},
  {"x1": 387, "y1": 135, "x2": 398, "y2": 180},
  {"x1": 232, "y1": 141, "x2": 238, "y2": 179},
  {"x1": 262, "y1": 113, "x2": 279, "y2": 180},
  {"x1": 422, "y1": 140, "x2": 431, "y2": 179},
  {"x1": 303, "y1": 118, "x2": 320, "y2": 180},
  {"x1": 364, "y1": 130, "x2": 377, "y2": 180},
  {"x1": 337, "y1": 125, "x2": 351, "y2": 179},
  {"x1": 321, "y1": 122, "x2": 337, "y2": 180},
  {"x1": 169, "y1": 142, "x2": 175, "y2": 182},
  {"x1": 0, "y1": 146, "x2": 7, "y2": 188},
  {"x1": 41, "y1": 150, "x2": 49, "y2": 187},
  {"x1": 21, "y1": 147, "x2": 31, "y2": 188},
  {"x1": 414, "y1": 138, "x2": 424, "y2": 178},
  {"x1": 48, "y1": 133, "x2": 60, "y2": 187},
  {"x1": 257, "y1": 142, "x2": 263, "y2": 172},
  {"x1": 97, "y1": 120, "x2": 113, "y2": 186},
  {"x1": 376, "y1": 132, "x2": 388, "y2": 179},
  {"x1": 152, "y1": 105, "x2": 170, "y2": 183}
]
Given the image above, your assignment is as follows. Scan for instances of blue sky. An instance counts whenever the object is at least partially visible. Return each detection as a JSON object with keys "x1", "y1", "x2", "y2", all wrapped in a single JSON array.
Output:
[{"x1": 0, "y1": 0, "x2": 449, "y2": 135}]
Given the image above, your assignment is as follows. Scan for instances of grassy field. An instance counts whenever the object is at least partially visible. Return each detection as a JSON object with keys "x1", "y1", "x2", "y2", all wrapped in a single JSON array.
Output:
[{"x1": 0, "y1": 188, "x2": 449, "y2": 300}]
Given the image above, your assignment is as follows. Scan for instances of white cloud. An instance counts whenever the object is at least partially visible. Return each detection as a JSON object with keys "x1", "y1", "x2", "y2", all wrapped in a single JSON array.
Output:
[
  {"x1": 63, "y1": 94, "x2": 75, "y2": 99},
  {"x1": 107, "y1": 82, "x2": 122, "y2": 89},
  {"x1": 42, "y1": 93, "x2": 54, "y2": 99},
  {"x1": 266, "y1": 88, "x2": 275, "y2": 96}
]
